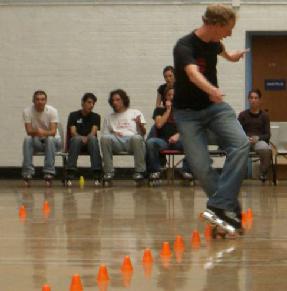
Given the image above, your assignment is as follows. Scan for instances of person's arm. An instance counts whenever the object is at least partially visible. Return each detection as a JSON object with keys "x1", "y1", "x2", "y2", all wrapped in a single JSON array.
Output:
[
  {"x1": 89, "y1": 125, "x2": 98, "y2": 137},
  {"x1": 184, "y1": 64, "x2": 224, "y2": 103},
  {"x1": 220, "y1": 44, "x2": 249, "y2": 62},
  {"x1": 154, "y1": 103, "x2": 172, "y2": 129},
  {"x1": 26, "y1": 122, "x2": 57, "y2": 137},
  {"x1": 168, "y1": 133, "x2": 180, "y2": 144},
  {"x1": 134, "y1": 115, "x2": 146, "y2": 136},
  {"x1": 259, "y1": 114, "x2": 271, "y2": 143},
  {"x1": 156, "y1": 93, "x2": 162, "y2": 107}
]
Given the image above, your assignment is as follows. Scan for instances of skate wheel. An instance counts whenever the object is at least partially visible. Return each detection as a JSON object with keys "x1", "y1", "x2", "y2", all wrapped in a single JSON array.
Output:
[
  {"x1": 66, "y1": 180, "x2": 72, "y2": 187},
  {"x1": 23, "y1": 180, "x2": 31, "y2": 187}
]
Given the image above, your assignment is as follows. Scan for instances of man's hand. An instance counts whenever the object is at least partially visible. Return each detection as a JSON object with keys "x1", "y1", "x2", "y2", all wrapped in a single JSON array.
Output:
[
  {"x1": 81, "y1": 136, "x2": 88, "y2": 144},
  {"x1": 225, "y1": 48, "x2": 250, "y2": 62},
  {"x1": 36, "y1": 128, "x2": 46, "y2": 137},
  {"x1": 209, "y1": 87, "x2": 224, "y2": 103},
  {"x1": 168, "y1": 133, "x2": 180, "y2": 144},
  {"x1": 249, "y1": 136, "x2": 259, "y2": 144}
]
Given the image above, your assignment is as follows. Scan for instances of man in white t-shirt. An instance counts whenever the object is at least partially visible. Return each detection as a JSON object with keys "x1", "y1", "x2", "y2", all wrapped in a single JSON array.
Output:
[
  {"x1": 101, "y1": 89, "x2": 146, "y2": 181},
  {"x1": 22, "y1": 90, "x2": 61, "y2": 184}
]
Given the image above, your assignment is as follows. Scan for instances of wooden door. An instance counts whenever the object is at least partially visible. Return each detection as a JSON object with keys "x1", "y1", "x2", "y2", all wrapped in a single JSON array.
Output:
[{"x1": 252, "y1": 35, "x2": 287, "y2": 121}]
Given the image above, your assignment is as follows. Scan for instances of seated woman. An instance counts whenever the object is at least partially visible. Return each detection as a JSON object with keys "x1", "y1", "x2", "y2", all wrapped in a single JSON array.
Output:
[
  {"x1": 146, "y1": 86, "x2": 192, "y2": 181},
  {"x1": 156, "y1": 65, "x2": 175, "y2": 108}
]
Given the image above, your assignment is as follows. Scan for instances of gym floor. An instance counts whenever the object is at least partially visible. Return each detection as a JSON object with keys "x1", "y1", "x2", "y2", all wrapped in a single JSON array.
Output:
[{"x1": 1, "y1": 180, "x2": 287, "y2": 291}]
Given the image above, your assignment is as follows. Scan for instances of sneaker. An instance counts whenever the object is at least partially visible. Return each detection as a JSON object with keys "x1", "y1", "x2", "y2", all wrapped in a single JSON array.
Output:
[
  {"x1": 149, "y1": 172, "x2": 161, "y2": 180},
  {"x1": 44, "y1": 173, "x2": 54, "y2": 180},
  {"x1": 203, "y1": 206, "x2": 242, "y2": 234},
  {"x1": 182, "y1": 171, "x2": 193, "y2": 180},
  {"x1": 103, "y1": 172, "x2": 114, "y2": 181},
  {"x1": 93, "y1": 170, "x2": 102, "y2": 186},
  {"x1": 133, "y1": 172, "x2": 144, "y2": 180},
  {"x1": 23, "y1": 174, "x2": 32, "y2": 181},
  {"x1": 259, "y1": 174, "x2": 267, "y2": 182}
]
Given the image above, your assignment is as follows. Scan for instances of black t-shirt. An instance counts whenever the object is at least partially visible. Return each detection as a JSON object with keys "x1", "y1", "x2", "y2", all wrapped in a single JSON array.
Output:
[
  {"x1": 67, "y1": 110, "x2": 101, "y2": 136},
  {"x1": 238, "y1": 110, "x2": 270, "y2": 143},
  {"x1": 152, "y1": 107, "x2": 177, "y2": 142},
  {"x1": 173, "y1": 31, "x2": 223, "y2": 110}
]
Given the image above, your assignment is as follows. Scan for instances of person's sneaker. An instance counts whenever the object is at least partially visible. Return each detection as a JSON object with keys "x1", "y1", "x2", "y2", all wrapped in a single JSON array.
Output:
[
  {"x1": 149, "y1": 172, "x2": 161, "y2": 180},
  {"x1": 44, "y1": 173, "x2": 54, "y2": 180},
  {"x1": 133, "y1": 172, "x2": 144, "y2": 180},
  {"x1": 93, "y1": 170, "x2": 102, "y2": 186},
  {"x1": 259, "y1": 174, "x2": 267, "y2": 182},
  {"x1": 23, "y1": 174, "x2": 32, "y2": 186},
  {"x1": 202, "y1": 206, "x2": 242, "y2": 235},
  {"x1": 103, "y1": 172, "x2": 114, "y2": 181},
  {"x1": 182, "y1": 171, "x2": 193, "y2": 180}
]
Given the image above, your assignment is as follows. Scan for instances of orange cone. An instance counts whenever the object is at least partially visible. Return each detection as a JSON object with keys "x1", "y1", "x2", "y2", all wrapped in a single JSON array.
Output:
[
  {"x1": 160, "y1": 242, "x2": 172, "y2": 257},
  {"x1": 18, "y1": 205, "x2": 27, "y2": 220},
  {"x1": 191, "y1": 230, "x2": 201, "y2": 248},
  {"x1": 246, "y1": 208, "x2": 253, "y2": 220},
  {"x1": 142, "y1": 248, "x2": 153, "y2": 264},
  {"x1": 70, "y1": 274, "x2": 83, "y2": 291},
  {"x1": 241, "y1": 212, "x2": 247, "y2": 227},
  {"x1": 174, "y1": 235, "x2": 185, "y2": 251},
  {"x1": 42, "y1": 284, "x2": 51, "y2": 291},
  {"x1": 121, "y1": 256, "x2": 133, "y2": 272},
  {"x1": 42, "y1": 200, "x2": 50, "y2": 215},
  {"x1": 97, "y1": 264, "x2": 110, "y2": 282}
]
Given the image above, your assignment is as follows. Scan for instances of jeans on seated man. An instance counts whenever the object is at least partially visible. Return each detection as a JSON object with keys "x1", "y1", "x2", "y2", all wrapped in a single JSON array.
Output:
[
  {"x1": 66, "y1": 93, "x2": 102, "y2": 184},
  {"x1": 22, "y1": 90, "x2": 61, "y2": 183},
  {"x1": 100, "y1": 89, "x2": 146, "y2": 181},
  {"x1": 146, "y1": 87, "x2": 192, "y2": 180},
  {"x1": 238, "y1": 89, "x2": 272, "y2": 182}
]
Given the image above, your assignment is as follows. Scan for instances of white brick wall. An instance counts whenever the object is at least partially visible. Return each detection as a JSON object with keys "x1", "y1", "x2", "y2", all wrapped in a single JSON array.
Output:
[{"x1": 0, "y1": 3, "x2": 287, "y2": 166}]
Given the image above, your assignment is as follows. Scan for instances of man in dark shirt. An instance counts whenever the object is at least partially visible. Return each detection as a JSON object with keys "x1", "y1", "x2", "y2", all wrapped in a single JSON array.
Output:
[
  {"x1": 146, "y1": 87, "x2": 192, "y2": 180},
  {"x1": 66, "y1": 93, "x2": 102, "y2": 184},
  {"x1": 238, "y1": 89, "x2": 272, "y2": 182},
  {"x1": 173, "y1": 4, "x2": 249, "y2": 235}
]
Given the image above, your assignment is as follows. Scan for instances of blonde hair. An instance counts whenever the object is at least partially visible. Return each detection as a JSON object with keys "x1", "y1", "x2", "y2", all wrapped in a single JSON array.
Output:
[{"x1": 202, "y1": 4, "x2": 236, "y2": 26}]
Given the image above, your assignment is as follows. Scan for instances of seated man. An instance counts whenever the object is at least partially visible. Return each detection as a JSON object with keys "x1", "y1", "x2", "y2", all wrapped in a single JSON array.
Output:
[
  {"x1": 100, "y1": 89, "x2": 146, "y2": 182},
  {"x1": 22, "y1": 90, "x2": 61, "y2": 185},
  {"x1": 238, "y1": 89, "x2": 272, "y2": 182},
  {"x1": 146, "y1": 86, "x2": 192, "y2": 181},
  {"x1": 66, "y1": 93, "x2": 102, "y2": 185}
]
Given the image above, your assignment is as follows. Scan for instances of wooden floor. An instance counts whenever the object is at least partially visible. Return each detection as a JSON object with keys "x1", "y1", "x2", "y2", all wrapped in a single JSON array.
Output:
[{"x1": 1, "y1": 179, "x2": 287, "y2": 291}]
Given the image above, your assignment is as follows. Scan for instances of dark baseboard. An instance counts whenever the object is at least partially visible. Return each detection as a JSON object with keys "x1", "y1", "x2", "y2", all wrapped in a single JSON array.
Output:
[{"x1": 0, "y1": 167, "x2": 134, "y2": 180}]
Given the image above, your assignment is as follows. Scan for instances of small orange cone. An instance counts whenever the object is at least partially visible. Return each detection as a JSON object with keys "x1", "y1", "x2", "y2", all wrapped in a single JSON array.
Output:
[
  {"x1": 160, "y1": 242, "x2": 172, "y2": 257},
  {"x1": 191, "y1": 230, "x2": 201, "y2": 248},
  {"x1": 142, "y1": 248, "x2": 153, "y2": 264},
  {"x1": 19, "y1": 205, "x2": 27, "y2": 220},
  {"x1": 42, "y1": 284, "x2": 51, "y2": 291},
  {"x1": 121, "y1": 256, "x2": 133, "y2": 272},
  {"x1": 70, "y1": 274, "x2": 83, "y2": 291},
  {"x1": 241, "y1": 212, "x2": 247, "y2": 227},
  {"x1": 42, "y1": 200, "x2": 50, "y2": 216},
  {"x1": 246, "y1": 208, "x2": 253, "y2": 220},
  {"x1": 174, "y1": 235, "x2": 185, "y2": 251},
  {"x1": 97, "y1": 264, "x2": 110, "y2": 282}
]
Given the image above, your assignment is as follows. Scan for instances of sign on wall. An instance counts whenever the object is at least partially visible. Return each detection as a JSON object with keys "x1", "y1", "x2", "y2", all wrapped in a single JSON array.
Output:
[{"x1": 265, "y1": 79, "x2": 286, "y2": 91}]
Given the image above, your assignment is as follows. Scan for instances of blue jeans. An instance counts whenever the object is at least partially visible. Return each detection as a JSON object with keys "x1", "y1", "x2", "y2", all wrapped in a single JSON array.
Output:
[
  {"x1": 146, "y1": 137, "x2": 191, "y2": 173},
  {"x1": 174, "y1": 102, "x2": 249, "y2": 211},
  {"x1": 22, "y1": 136, "x2": 62, "y2": 177},
  {"x1": 67, "y1": 135, "x2": 102, "y2": 172},
  {"x1": 100, "y1": 134, "x2": 146, "y2": 174}
]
